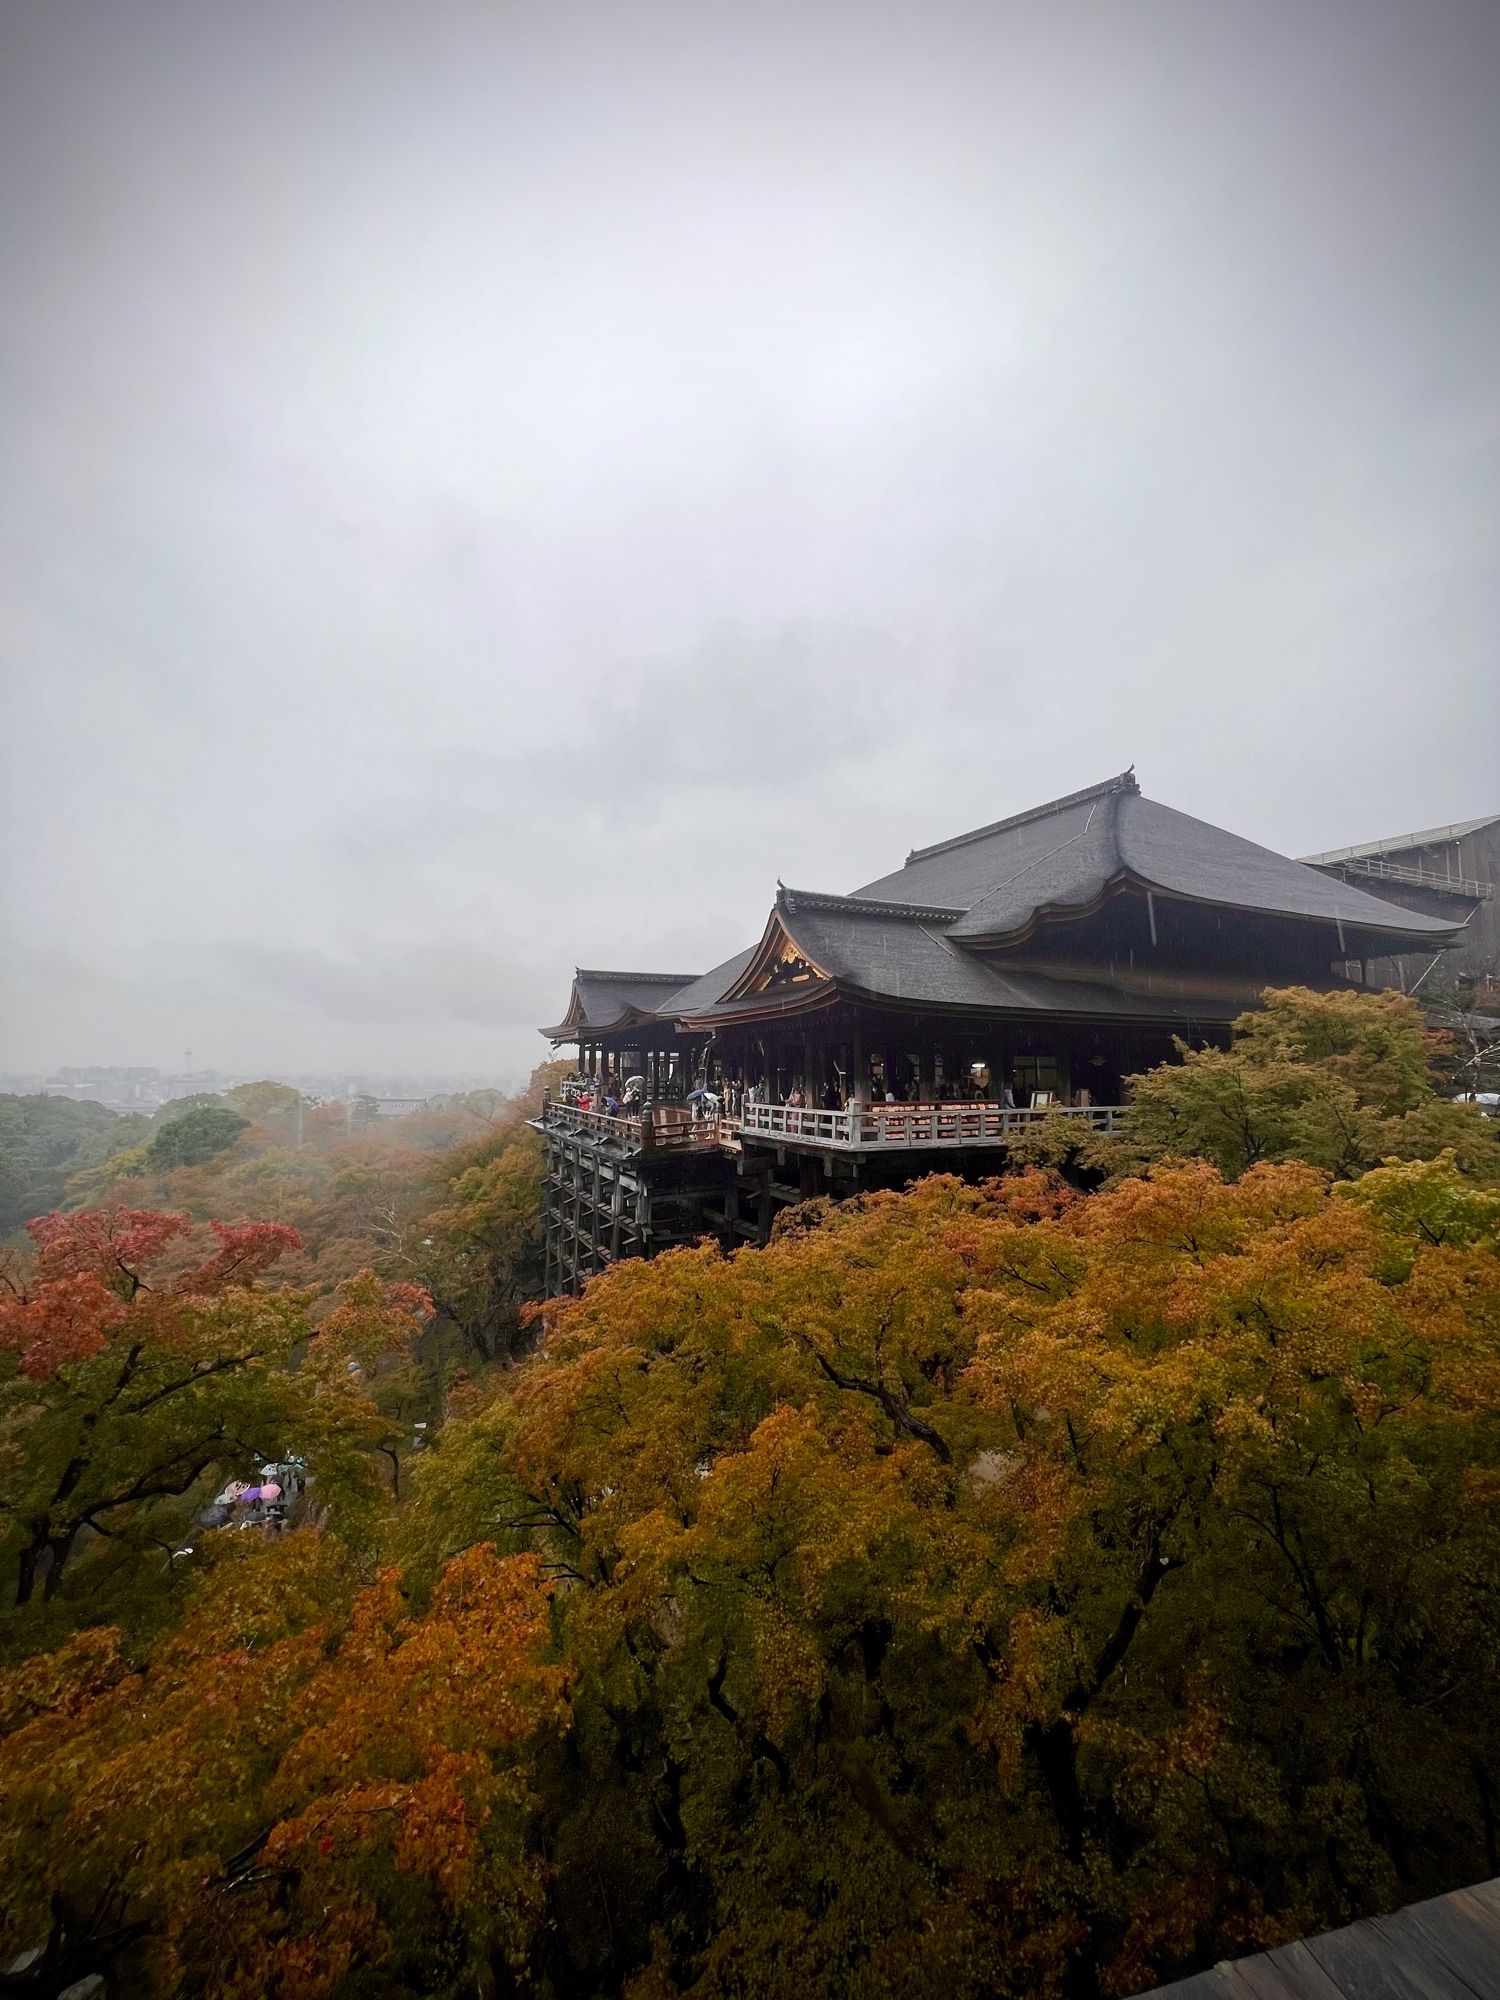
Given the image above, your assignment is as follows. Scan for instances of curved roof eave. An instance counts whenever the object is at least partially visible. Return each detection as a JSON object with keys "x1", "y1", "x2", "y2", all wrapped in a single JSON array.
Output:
[
  {"x1": 676, "y1": 980, "x2": 843, "y2": 1032},
  {"x1": 956, "y1": 870, "x2": 1465, "y2": 951}
]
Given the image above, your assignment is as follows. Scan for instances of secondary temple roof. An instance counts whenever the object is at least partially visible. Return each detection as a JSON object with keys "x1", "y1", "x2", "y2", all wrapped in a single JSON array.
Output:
[
  {"x1": 542, "y1": 969, "x2": 703, "y2": 1042},
  {"x1": 543, "y1": 772, "x2": 1463, "y2": 1042}
]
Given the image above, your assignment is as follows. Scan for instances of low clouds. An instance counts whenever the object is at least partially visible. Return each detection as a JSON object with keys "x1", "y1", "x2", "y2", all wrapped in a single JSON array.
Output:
[
  {"x1": 2, "y1": 0, "x2": 1497, "y2": 1080},
  {"x1": 217, "y1": 942, "x2": 553, "y2": 1032}
]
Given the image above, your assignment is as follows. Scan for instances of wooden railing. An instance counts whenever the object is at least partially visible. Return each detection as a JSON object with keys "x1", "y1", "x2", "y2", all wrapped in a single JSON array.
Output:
[
  {"x1": 543, "y1": 1094, "x2": 1126, "y2": 1155},
  {"x1": 1330, "y1": 855, "x2": 1492, "y2": 901},
  {"x1": 542, "y1": 1098, "x2": 644, "y2": 1147},
  {"x1": 541, "y1": 1097, "x2": 733, "y2": 1153},
  {"x1": 647, "y1": 1111, "x2": 734, "y2": 1153},
  {"x1": 739, "y1": 1100, "x2": 1128, "y2": 1149}
]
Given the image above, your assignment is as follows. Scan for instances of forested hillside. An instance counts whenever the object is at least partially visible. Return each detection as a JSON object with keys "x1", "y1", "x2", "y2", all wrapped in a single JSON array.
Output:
[{"x1": 2, "y1": 994, "x2": 1498, "y2": 1999}]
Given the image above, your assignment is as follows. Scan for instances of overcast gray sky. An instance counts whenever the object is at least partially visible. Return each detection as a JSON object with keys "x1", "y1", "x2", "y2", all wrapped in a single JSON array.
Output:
[{"x1": 3, "y1": 0, "x2": 1497, "y2": 1085}]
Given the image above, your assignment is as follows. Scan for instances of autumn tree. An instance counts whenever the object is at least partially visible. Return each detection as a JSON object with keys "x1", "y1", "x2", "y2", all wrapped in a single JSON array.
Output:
[
  {"x1": 395, "y1": 1162, "x2": 1500, "y2": 1997},
  {"x1": 411, "y1": 1123, "x2": 545, "y2": 1361},
  {"x1": 0, "y1": 1207, "x2": 428, "y2": 1637},
  {"x1": 5, "y1": 1086, "x2": 1498, "y2": 1997},
  {"x1": 1122, "y1": 984, "x2": 1500, "y2": 1181},
  {"x1": 0, "y1": 1535, "x2": 569, "y2": 1998}
]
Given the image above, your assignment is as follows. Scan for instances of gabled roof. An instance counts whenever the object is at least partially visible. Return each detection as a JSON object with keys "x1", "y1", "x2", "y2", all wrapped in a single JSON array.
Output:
[
  {"x1": 856, "y1": 771, "x2": 1461, "y2": 944},
  {"x1": 778, "y1": 884, "x2": 967, "y2": 923},
  {"x1": 1300, "y1": 810, "x2": 1500, "y2": 866},
  {"x1": 675, "y1": 884, "x2": 1268, "y2": 1030},
  {"x1": 1116, "y1": 795, "x2": 1458, "y2": 938},
  {"x1": 856, "y1": 772, "x2": 1137, "y2": 917},
  {"x1": 542, "y1": 969, "x2": 700, "y2": 1042},
  {"x1": 541, "y1": 774, "x2": 1467, "y2": 1041}
]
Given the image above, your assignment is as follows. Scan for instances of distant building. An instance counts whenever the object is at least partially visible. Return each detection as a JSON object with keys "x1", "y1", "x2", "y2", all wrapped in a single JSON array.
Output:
[{"x1": 1301, "y1": 811, "x2": 1499, "y2": 1002}]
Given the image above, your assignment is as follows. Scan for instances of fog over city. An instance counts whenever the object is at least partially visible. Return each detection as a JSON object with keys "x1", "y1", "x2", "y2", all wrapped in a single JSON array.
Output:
[{"x1": 3, "y1": 0, "x2": 1497, "y2": 1084}]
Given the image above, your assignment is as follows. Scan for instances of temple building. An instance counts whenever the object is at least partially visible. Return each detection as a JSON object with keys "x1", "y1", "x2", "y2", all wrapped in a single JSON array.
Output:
[{"x1": 536, "y1": 770, "x2": 1463, "y2": 1293}]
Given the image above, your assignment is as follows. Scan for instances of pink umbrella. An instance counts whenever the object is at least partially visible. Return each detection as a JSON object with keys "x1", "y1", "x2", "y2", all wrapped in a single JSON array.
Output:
[{"x1": 260, "y1": 1482, "x2": 282, "y2": 1500}]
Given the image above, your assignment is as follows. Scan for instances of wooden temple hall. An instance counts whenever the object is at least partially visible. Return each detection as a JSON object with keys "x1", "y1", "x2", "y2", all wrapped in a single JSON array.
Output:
[{"x1": 535, "y1": 771, "x2": 1463, "y2": 1292}]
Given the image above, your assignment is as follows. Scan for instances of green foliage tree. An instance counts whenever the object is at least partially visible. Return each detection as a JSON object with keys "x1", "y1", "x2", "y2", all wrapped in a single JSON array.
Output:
[
  {"x1": 412, "y1": 1125, "x2": 544, "y2": 1361},
  {"x1": 150, "y1": 1091, "x2": 230, "y2": 1124},
  {"x1": 144, "y1": 1105, "x2": 249, "y2": 1171},
  {"x1": 1122, "y1": 985, "x2": 1500, "y2": 1181},
  {"x1": 225, "y1": 1078, "x2": 309, "y2": 1141},
  {"x1": 0, "y1": 1097, "x2": 148, "y2": 1237}
]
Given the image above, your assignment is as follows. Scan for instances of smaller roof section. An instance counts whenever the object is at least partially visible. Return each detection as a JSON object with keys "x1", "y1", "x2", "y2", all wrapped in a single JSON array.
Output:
[
  {"x1": 542, "y1": 968, "x2": 700, "y2": 1043},
  {"x1": 1301, "y1": 810, "x2": 1500, "y2": 867}
]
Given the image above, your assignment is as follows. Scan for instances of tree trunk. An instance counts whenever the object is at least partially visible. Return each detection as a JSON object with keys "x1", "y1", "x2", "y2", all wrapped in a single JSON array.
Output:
[{"x1": 13, "y1": 1523, "x2": 47, "y2": 1607}]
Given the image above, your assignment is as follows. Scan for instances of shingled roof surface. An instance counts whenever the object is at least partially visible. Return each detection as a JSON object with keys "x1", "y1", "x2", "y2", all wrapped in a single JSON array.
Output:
[
  {"x1": 764, "y1": 893, "x2": 1258, "y2": 1021},
  {"x1": 856, "y1": 773, "x2": 1460, "y2": 942},
  {"x1": 543, "y1": 774, "x2": 1462, "y2": 1036},
  {"x1": 1140, "y1": 1875, "x2": 1500, "y2": 1998},
  {"x1": 663, "y1": 947, "x2": 760, "y2": 1017},
  {"x1": 551, "y1": 970, "x2": 701, "y2": 1036}
]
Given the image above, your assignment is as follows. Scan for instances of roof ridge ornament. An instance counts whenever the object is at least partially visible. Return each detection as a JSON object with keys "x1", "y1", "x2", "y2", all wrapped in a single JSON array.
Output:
[{"x1": 905, "y1": 767, "x2": 1139, "y2": 866}]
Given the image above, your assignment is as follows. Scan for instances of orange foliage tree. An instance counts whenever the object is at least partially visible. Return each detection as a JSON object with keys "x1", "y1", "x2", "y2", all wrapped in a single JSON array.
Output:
[
  {"x1": 400, "y1": 1160, "x2": 1500, "y2": 1997},
  {"x1": 4, "y1": 1154, "x2": 1499, "y2": 1996},
  {"x1": 0, "y1": 1536, "x2": 568, "y2": 1997},
  {"x1": 0, "y1": 1207, "x2": 429, "y2": 1628}
]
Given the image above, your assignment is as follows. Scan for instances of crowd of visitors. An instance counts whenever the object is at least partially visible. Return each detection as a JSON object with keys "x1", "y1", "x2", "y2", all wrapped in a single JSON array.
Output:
[
  {"x1": 562, "y1": 1070, "x2": 1093, "y2": 1117},
  {"x1": 194, "y1": 1459, "x2": 308, "y2": 1538}
]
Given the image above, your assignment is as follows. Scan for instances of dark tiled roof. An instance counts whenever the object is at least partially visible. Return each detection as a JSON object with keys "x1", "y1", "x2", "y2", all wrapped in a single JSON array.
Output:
[
  {"x1": 1118, "y1": 797, "x2": 1458, "y2": 936},
  {"x1": 541, "y1": 775, "x2": 1465, "y2": 1038},
  {"x1": 662, "y1": 947, "x2": 759, "y2": 1017},
  {"x1": 855, "y1": 776, "x2": 1131, "y2": 917},
  {"x1": 542, "y1": 969, "x2": 701, "y2": 1039},
  {"x1": 1141, "y1": 1875, "x2": 1500, "y2": 1997},
  {"x1": 778, "y1": 885, "x2": 968, "y2": 923},
  {"x1": 855, "y1": 773, "x2": 1459, "y2": 943},
  {"x1": 751, "y1": 898, "x2": 1258, "y2": 1024}
]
